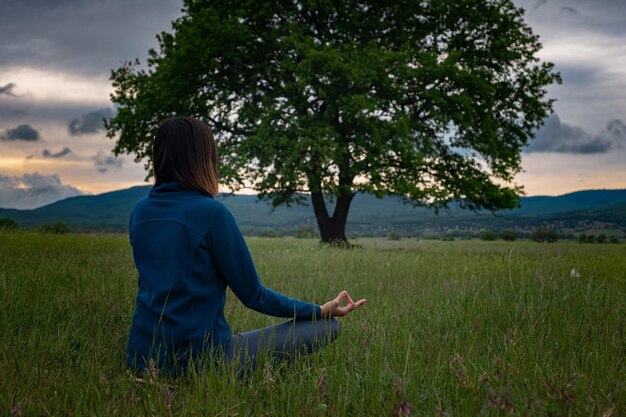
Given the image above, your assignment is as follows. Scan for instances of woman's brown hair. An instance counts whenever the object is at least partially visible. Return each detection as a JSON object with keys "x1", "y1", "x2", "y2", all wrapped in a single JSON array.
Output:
[{"x1": 153, "y1": 117, "x2": 219, "y2": 196}]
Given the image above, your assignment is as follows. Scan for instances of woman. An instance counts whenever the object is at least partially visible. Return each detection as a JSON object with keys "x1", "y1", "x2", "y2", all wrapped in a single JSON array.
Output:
[{"x1": 126, "y1": 116, "x2": 366, "y2": 376}]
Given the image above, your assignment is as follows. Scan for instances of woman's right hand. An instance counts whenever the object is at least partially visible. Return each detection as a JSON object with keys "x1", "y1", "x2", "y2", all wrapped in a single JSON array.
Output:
[{"x1": 320, "y1": 290, "x2": 367, "y2": 318}]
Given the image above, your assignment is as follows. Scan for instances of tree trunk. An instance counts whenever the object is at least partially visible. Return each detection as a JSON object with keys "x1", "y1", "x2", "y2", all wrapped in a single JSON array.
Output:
[{"x1": 311, "y1": 191, "x2": 354, "y2": 245}]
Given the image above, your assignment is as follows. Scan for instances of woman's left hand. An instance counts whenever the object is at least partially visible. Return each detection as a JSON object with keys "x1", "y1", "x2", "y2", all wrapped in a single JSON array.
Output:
[{"x1": 320, "y1": 290, "x2": 367, "y2": 317}]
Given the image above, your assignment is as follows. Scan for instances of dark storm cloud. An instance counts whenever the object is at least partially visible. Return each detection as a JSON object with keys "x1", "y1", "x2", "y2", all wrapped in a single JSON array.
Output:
[
  {"x1": 0, "y1": 172, "x2": 82, "y2": 209},
  {"x1": 0, "y1": 102, "x2": 103, "y2": 125},
  {"x1": 92, "y1": 150, "x2": 122, "y2": 173},
  {"x1": 68, "y1": 108, "x2": 115, "y2": 135},
  {"x1": 42, "y1": 147, "x2": 72, "y2": 158},
  {"x1": 0, "y1": 83, "x2": 17, "y2": 96},
  {"x1": 0, "y1": 0, "x2": 182, "y2": 76},
  {"x1": 526, "y1": 114, "x2": 625, "y2": 154},
  {"x1": 1, "y1": 124, "x2": 40, "y2": 141},
  {"x1": 561, "y1": 6, "x2": 580, "y2": 15},
  {"x1": 516, "y1": 0, "x2": 626, "y2": 37},
  {"x1": 603, "y1": 119, "x2": 626, "y2": 146}
]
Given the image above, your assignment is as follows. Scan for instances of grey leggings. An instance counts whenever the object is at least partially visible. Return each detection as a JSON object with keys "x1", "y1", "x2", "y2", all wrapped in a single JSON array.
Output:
[{"x1": 225, "y1": 318, "x2": 340, "y2": 371}]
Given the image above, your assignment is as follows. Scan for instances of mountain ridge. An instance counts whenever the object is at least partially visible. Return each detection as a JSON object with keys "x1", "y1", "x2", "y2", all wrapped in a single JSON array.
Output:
[{"x1": 1, "y1": 186, "x2": 625, "y2": 235}]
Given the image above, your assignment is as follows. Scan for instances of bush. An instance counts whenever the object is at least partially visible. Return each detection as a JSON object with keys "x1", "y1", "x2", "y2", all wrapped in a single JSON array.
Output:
[
  {"x1": 480, "y1": 231, "x2": 496, "y2": 241},
  {"x1": 609, "y1": 236, "x2": 620, "y2": 244},
  {"x1": 387, "y1": 231, "x2": 402, "y2": 241},
  {"x1": 295, "y1": 225, "x2": 316, "y2": 239},
  {"x1": 258, "y1": 229, "x2": 282, "y2": 238},
  {"x1": 0, "y1": 218, "x2": 18, "y2": 231},
  {"x1": 500, "y1": 230, "x2": 517, "y2": 241},
  {"x1": 579, "y1": 233, "x2": 608, "y2": 243},
  {"x1": 39, "y1": 222, "x2": 70, "y2": 234},
  {"x1": 530, "y1": 227, "x2": 558, "y2": 243}
]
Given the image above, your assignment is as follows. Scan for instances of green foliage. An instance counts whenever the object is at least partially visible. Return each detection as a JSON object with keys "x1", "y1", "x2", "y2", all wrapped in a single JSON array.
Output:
[
  {"x1": 258, "y1": 229, "x2": 282, "y2": 238},
  {"x1": 387, "y1": 230, "x2": 402, "y2": 241},
  {"x1": 499, "y1": 229, "x2": 517, "y2": 241},
  {"x1": 1, "y1": 234, "x2": 625, "y2": 415},
  {"x1": 582, "y1": 234, "x2": 622, "y2": 244},
  {"x1": 106, "y1": 0, "x2": 560, "y2": 241},
  {"x1": 0, "y1": 217, "x2": 18, "y2": 230},
  {"x1": 530, "y1": 227, "x2": 558, "y2": 243},
  {"x1": 480, "y1": 230, "x2": 496, "y2": 241},
  {"x1": 39, "y1": 222, "x2": 70, "y2": 234}
]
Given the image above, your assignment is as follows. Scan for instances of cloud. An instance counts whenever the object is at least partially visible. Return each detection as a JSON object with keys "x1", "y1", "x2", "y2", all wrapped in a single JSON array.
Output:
[
  {"x1": 92, "y1": 150, "x2": 122, "y2": 173},
  {"x1": 604, "y1": 119, "x2": 626, "y2": 141},
  {"x1": 0, "y1": 101, "x2": 109, "y2": 125},
  {"x1": 557, "y1": 64, "x2": 599, "y2": 86},
  {"x1": 68, "y1": 108, "x2": 115, "y2": 135},
  {"x1": 561, "y1": 6, "x2": 580, "y2": 15},
  {"x1": 1, "y1": 124, "x2": 40, "y2": 141},
  {"x1": 42, "y1": 147, "x2": 72, "y2": 158},
  {"x1": 0, "y1": 172, "x2": 83, "y2": 209},
  {"x1": 0, "y1": 0, "x2": 183, "y2": 76},
  {"x1": 526, "y1": 114, "x2": 625, "y2": 154},
  {"x1": 0, "y1": 82, "x2": 17, "y2": 96},
  {"x1": 518, "y1": 0, "x2": 626, "y2": 39}
]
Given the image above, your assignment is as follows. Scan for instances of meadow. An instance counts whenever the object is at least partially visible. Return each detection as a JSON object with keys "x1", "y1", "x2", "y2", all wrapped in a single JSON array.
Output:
[{"x1": 0, "y1": 231, "x2": 624, "y2": 416}]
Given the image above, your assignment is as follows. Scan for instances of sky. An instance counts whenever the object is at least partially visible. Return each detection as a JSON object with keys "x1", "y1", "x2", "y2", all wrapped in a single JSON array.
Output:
[{"x1": 0, "y1": 0, "x2": 625, "y2": 209}]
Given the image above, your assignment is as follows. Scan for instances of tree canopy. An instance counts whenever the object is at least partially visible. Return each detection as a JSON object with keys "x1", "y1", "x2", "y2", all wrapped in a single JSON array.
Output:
[{"x1": 107, "y1": 0, "x2": 560, "y2": 243}]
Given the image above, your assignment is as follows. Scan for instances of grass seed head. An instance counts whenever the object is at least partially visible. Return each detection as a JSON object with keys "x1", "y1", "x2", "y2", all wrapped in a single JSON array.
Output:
[
  {"x1": 395, "y1": 401, "x2": 412, "y2": 416},
  {"x1": 449, "y1": 354, "x2": 468, "y2": 388}
]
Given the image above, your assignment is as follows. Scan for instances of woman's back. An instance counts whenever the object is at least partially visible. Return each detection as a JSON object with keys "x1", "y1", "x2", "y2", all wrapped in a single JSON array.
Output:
[{"x1": 127, "y1": 182, "x2": 230, "y2": 372}]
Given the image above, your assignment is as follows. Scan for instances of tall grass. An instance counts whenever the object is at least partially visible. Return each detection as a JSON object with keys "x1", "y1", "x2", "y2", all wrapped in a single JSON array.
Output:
[{"x1": 0, "y1": 231, "x2": 624, "y2": 416}]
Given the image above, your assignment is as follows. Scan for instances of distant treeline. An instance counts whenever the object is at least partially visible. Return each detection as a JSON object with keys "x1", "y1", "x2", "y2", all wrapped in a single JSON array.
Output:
[{"x1": 1, "y1": 187, "x2": 625, "y2": 239}]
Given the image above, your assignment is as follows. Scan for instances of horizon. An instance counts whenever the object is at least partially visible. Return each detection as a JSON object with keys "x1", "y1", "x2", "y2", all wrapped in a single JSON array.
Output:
[{"x1": 2, "y1": 182, "x2": 626, "y2": 211}]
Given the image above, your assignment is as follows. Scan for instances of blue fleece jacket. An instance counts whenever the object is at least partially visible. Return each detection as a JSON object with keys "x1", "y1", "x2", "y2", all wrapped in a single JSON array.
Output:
[{"x1": 126, "y1": 182, "x2": 321, "y2": 372}]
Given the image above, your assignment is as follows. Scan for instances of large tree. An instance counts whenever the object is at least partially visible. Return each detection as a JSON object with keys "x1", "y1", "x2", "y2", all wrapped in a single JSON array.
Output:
[{"x1": 107, "y1": 0, "x2": 560, "y2": 244}]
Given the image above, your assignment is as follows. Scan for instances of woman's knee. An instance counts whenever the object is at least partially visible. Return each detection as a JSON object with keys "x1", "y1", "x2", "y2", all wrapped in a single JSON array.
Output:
[{"x1": 310, "y1": 317, "x2": 340, "y2": 344}]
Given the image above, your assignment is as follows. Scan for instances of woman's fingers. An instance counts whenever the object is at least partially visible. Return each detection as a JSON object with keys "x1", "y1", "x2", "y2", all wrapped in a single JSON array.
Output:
[
  {"x1": 336, "y1": 305, "x2": 351, "y2": 316},
  {"x1": 339, "y1": 291, "x2": 348, "y2": 301},
  {"x1": 337, "y1": 298, "x2": 367, "y2": 316},
  {"x1": 324, "y1": 290, "x2": 367, "y2": 317},
  {"x1": 344, "y1": 298, "x2": 366, "y2": 313},
  {"x1": 354, "y1": 298, "x2": 367, "y2": 308},
  {"x1": 345, "y1": 292, "x2": 356, "y2": 305},
  {"x1": 336, "y1": 290, "x2": 356, "y2": 306}
]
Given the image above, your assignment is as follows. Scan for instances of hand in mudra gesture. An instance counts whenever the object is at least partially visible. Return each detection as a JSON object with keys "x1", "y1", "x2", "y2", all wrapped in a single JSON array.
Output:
[{"x1": 320, "y1": 290, "x2": 367, "y2": 317}]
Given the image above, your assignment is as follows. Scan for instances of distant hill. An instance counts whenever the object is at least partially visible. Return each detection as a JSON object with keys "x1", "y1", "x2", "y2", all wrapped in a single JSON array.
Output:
[
  {"x1": 505, "y1": 189, "x2": 626, "y2": 216},
  {"x1": 1, "y1": 186, "x2": 625, "y2": 235},
  {"x1": 0, "y1": 186, "x2": 152, "y2": 231}
]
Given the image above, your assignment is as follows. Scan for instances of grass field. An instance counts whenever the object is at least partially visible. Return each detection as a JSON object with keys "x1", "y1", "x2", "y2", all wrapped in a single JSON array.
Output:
[{"x1": 0, "y1": 231, "x2": 624, "y2": 416}]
